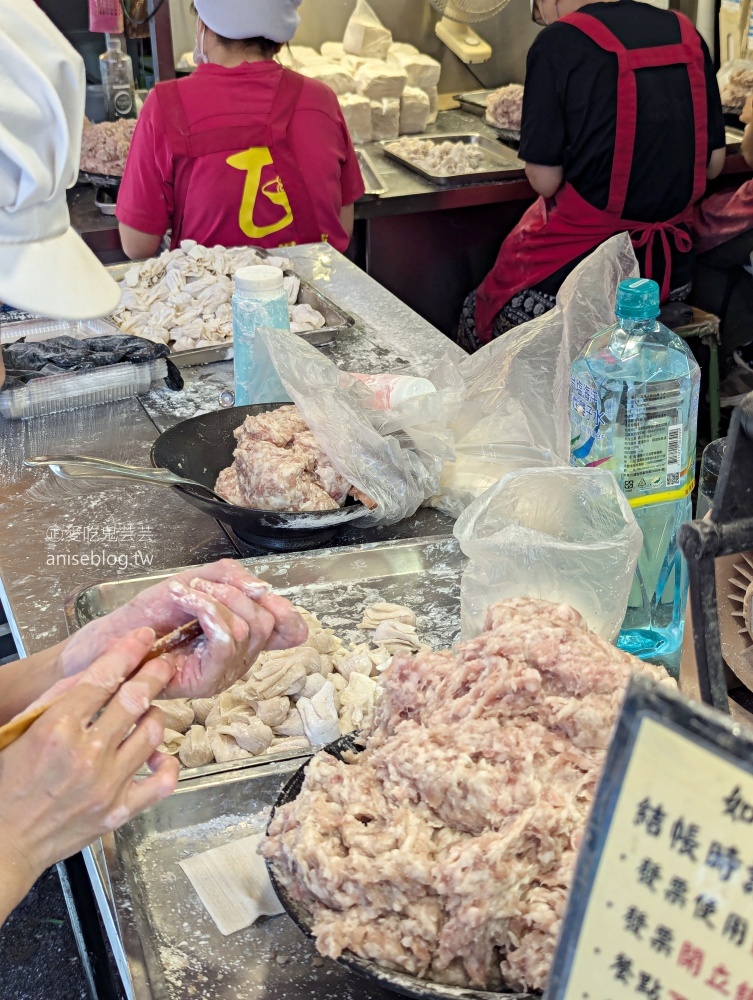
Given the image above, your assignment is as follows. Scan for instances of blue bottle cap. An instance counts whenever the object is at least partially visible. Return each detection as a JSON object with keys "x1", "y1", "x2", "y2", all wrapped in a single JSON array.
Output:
[{"x1": 615, "y1": 278, "x2": 661, "y2": 320}]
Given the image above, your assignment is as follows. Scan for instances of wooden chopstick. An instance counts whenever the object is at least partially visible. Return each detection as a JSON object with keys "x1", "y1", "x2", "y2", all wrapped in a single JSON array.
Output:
[{"x1": 0, "y1": 619, "x2": 202, "y2": 752}]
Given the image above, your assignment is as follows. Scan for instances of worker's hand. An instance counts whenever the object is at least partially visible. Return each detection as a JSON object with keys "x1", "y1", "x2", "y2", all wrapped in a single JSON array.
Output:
[
  {"x1": 60, "y1": 559, "x2": 307, "y2": 700},
  {"x1": 740, "y1": 94, "x2": 753, "y2": 127},
  {"x1": 0, "y1": 629, "x2": 179, "y2": 897}
]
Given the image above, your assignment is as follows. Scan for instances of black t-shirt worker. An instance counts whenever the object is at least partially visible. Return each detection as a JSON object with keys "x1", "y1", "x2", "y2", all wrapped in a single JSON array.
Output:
[{"x1": 458, "y1": 0, "x2": 726, "y2": 352}]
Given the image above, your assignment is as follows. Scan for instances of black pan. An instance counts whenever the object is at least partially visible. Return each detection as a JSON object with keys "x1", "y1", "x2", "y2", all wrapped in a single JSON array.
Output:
[
  {"x1": 150, "y1": 403, "x2": 370, "y2": 551},
  {"x1": 266, "y1": 734, "x2": 540, "y2": 1000}
]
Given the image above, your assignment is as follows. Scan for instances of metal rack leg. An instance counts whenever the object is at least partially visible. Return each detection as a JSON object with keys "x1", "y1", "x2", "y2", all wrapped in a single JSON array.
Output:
[{"x1": 57, "y1": 854, "x2": 122, "y2": 1000}]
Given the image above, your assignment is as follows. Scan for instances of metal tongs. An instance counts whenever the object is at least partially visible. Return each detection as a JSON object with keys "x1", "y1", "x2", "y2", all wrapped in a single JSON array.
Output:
[{"x1": 25, "y1": 454, "x2": 230, "y2": 504}]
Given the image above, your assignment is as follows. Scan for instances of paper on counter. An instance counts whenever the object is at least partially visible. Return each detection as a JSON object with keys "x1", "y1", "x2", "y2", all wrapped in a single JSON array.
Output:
[{"x1": 179, "y1": 833, "x2": 283, "y2": 936}]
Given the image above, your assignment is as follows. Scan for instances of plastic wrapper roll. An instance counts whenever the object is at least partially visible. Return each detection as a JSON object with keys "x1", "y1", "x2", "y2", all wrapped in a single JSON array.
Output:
[
  {"x1": 255, "y1": 327, "x2": 464, "y2": 526},
  {"x1": 454, "y1": 467, "x2": 642, "y2": 641}
]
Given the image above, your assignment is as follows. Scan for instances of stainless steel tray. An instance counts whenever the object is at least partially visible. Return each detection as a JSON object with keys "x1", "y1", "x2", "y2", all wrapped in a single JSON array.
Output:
[
  {"x1": 452, "y1": 94, "x2": 521, "y2": 143},
  {"x1": 380, "y1": 133, "x2": 523, "y2": 186},
  {"x1": 105, "y1": 252, "x2": 357, "y2": 365},
  {"x1": 65, "y1": 535, "x2": 464, "y2": 781},
  {"x1": 726, "y1": 125, "x2": 744, "y2": 152},
  {"x1": 105, "y1": 758, "x2": 398, "y2": 1000},
  {"x1": 453, "y1": 89, "x2": 495, "y2": 114},
  {"x1": 357, "y1": 149, "x2": 388, "y2": 200}
]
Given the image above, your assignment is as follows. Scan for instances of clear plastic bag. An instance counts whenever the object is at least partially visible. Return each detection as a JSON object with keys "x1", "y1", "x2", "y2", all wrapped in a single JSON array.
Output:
[
  {"x1": 454, "y1": 466, "x2": 643, "y2": 641},
  {"x1": 343, "y1": 0, "x2": 393, "y2": 60},
  {"x1": 255, "y1": 327, "x2": 463, "y2": 525},
  {"x1": 717, "y1": 59, "x2": 753, "y2": 109},
  {"x1": 432, "y1": 233, "x2": 639, "y2": 517}
]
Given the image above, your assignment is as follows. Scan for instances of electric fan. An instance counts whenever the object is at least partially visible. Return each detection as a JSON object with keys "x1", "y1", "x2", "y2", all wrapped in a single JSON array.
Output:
[{"x1": 429, "y1": 0, "x2": 513, "y2": 64}]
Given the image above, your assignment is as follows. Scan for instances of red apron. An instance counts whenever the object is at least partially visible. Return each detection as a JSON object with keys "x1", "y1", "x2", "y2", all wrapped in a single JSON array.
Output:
[
  {"x1": 154, "y1": 67, "x2": 321, "y2": 249},
  {"x1": 475, "y1": 10, "x2": 708, "y2": 343}
]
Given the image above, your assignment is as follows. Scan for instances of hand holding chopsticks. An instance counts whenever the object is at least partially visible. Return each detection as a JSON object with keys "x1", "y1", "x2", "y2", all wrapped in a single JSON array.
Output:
[
  {"x1": 0, "y1": 619, "x2": 202, "y2": 752},
  {"x1": 0, "y1": 628, "x2": 183, "y2": 922},
  {"x1": 59, "y1": 560, "x2": 308, "y2": 700}
]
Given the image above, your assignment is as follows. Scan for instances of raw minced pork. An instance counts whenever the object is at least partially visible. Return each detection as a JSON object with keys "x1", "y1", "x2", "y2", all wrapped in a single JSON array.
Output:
[
  {"x1": 262, "y1": 597, "x2": 675, "y2": 992},
  {"x1": 215, "y1": 405, "x2": 351, "y2": 512}
]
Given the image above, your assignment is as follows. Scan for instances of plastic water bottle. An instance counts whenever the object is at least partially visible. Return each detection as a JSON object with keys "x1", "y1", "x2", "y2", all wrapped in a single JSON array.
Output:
[
  {"x1": 99, "y1": 36, "x2": 137, "y2": 121},
  {"x1": 232, "y1": 265, "x2": 291, "y2": 406},
  {"x1": 569, "y1": 278, "x2": 700, "y2": 675}
]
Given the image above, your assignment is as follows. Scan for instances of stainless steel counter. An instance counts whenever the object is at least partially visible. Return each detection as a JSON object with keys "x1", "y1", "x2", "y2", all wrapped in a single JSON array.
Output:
[{"x1": 0, "y1": 244, "x2": 460, "y2": 657}]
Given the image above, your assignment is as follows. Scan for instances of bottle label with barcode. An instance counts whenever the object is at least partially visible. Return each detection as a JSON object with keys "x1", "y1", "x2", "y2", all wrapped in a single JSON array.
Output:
[{"x1": 665, "y1": 423, "x2": 682, "y2": 487}]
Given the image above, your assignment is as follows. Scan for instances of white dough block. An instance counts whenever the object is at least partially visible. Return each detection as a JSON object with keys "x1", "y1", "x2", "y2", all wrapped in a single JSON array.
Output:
[
  {"x1": 356, "y1": 61, "x2": 407, "y2": 101},
  {"x1": 399, "y1": 86, "x2": 431, "y2": 135},
  {"x1": 321, "y1": 41, "x2": 346, "y2": 62},
  {"x1": 339, "y1": 93, "x2": 373, "y2": 144},
  {"x1": 343, "y1": 2, "x2": 393, "y2": 61},
  {"x1": 388, "y1": 52, "x2": 441, "y2": 90},
  {"x1": 425, "y1": 85, "x2": 439, "y2": 124},
  {"x1": 277, "y1": 46, "x2": 294, "y2": 67},
  {"x1": 289, "y1": 45, "x2": 326, "y2": 66},
  {"x1": 341, "y1": 53, "x2": 374, "y2": 75},
  {"x1": 301, "y1": 62, "x2": 356, "y2": 96},
  {"x1": 389, "y1": 42, "x2": 419, "y2": 57},
  {"x1": 371, "y1": 98, "x2": 400, "y2": 140}
]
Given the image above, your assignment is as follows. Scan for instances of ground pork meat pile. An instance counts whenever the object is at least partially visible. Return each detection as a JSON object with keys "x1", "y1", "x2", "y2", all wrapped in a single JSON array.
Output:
[
  {"x1": 485, "y1": 83, "x2": 524, "y2": 131},
  {"x1": 79, "y1": 117, "x2": 136, "y2": 176},
  {"x1": 263, "y1": 597, "x2": 675, "y2": 992},
  {"x1": 215, "y1": 405, "x2": 352, "y2": 512}
]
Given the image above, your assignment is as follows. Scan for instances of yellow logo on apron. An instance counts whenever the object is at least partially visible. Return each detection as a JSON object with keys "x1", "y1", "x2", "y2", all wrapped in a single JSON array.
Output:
[{"x1": 227, "y1": 146, "x2": 294, "y2": 238}]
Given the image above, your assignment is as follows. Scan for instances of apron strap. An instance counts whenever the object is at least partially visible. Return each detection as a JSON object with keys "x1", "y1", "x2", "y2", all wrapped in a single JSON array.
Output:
[
  {"x1": 561, "y1": 10, "x2": 708, "y2": 297},
  {"x1": 264, "y1": 69, "x2": 322, "y2": 244},
  {"x1": 154, "y1": 80, "x2": 195, "y2": 247},
  {"x1": 154, "y1": 68, "x2": 321, "y2": 248}
]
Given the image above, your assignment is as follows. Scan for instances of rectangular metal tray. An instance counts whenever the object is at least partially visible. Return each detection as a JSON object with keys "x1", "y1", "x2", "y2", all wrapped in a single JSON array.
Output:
[
  {"x1": 65, "y1": 535, "x2": 464, "y2": 781},
  {"x1": 453, "y1": 89, "x2": 495, "y2": 114},
  {"x1": 105, "y1": 251, "x2": 357, "y2": 366},
  {"x1": 380, "y1": 133, "x2": 523, "y2": 186},
  {"x1": 726, "y1": 125, "x2": 744, "y2": 152},
  {"x1": 356, "y1": 149, "x2": 388, "y2": 200},
  {"x1": 106, "y1": 759, "x2": 399, "y2": 1000},
  {"x1": 453, "y1": 92, "x2": 521, "y2": 144}
]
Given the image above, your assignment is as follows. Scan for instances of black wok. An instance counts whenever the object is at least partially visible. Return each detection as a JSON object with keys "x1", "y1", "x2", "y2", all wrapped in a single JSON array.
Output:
[{"x1": 150, "y1": 403, "x2": 370, "y2": 551}]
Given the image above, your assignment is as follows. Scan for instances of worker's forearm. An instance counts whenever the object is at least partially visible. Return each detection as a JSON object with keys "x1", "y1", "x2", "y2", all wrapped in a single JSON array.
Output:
[
  {"x1": 0, "y1": 839, "x2": 39, "y2": 928},
  {"x1": 742, "y1": 125, "x2": 753, "y2": 169},
  {"x1": 0, "y1": 639, "x2": 68, "y2": 725}
]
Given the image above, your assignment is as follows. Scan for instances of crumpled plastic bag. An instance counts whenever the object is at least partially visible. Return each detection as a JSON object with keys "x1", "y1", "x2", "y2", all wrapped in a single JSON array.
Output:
[
  {"x1": 431, "y1": 233, "x2": 639, "y2": 517},
  {"x1": 256, "y1": 327, "x2": 464, "y2": 525},
  {"x1": 717, "y1": 59, "x2": 753, "y2": 109},
  {"x1": 455, "y1": 466, "x2": 643, "y2": 641},
  {"x1": 343, "y1": 0, "x2": 392, "y2": 60}
]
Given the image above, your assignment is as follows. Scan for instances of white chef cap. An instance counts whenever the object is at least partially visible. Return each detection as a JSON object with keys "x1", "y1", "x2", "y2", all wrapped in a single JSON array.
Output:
[
  {"x1": 0, "y1": 0, "x2": 120, "y2": 320},
  {"x1": 194, "y1": 0, "x2": 303, "y2": 44}
]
